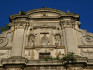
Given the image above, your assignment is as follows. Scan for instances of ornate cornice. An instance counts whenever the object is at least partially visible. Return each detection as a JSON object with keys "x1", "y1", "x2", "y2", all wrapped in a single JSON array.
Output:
[{"x1": 9, "y1": 7, "x2": 80, "y2": 22}]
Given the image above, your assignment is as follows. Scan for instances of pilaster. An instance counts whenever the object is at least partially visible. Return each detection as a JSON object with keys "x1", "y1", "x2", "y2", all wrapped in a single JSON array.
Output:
[{"x1": 61, "y1": 20, "x2": 80, "y2": 55}]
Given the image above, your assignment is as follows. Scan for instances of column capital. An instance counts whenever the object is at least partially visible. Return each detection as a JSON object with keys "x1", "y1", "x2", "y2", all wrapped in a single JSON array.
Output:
[{"x1": 60, "y1": 20, "x2": 80, "y2": 28}]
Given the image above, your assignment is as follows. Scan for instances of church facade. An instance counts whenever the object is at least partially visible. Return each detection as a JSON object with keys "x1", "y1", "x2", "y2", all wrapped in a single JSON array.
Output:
[{"x1": 0, "y1": 7, "x2": 93, "y2": 70}]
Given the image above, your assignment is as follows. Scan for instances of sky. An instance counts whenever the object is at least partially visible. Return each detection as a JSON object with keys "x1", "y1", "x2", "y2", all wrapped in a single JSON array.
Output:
[{"x1": 0, "y1": 0, "x2": 93, "y2": 33}]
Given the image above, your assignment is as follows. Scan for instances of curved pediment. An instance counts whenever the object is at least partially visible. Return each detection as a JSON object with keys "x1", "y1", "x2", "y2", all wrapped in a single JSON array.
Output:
[
  {"x1": 26, "y1": 7, "x2": 66, "y2": 18},
  {"x1": 28, "y1": 12, "x2": 61, "y2": 18},
  {"x1": 26, "y1": 7, "x2": 66, "y2": 15},
  {"x1": 9, "y1": 7, "x2": 79, "y2": 22}
]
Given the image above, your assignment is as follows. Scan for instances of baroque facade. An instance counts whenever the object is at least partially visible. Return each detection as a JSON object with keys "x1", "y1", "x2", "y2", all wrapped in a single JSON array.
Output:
[{"x1": 0, "y1": 7, "x2": 93, "y2": 70}]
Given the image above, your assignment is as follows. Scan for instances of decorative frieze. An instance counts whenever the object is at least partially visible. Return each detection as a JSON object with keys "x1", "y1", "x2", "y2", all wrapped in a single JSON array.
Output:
[{"x1": 0, "y1": 7, "x2": 93, "y2": 70}]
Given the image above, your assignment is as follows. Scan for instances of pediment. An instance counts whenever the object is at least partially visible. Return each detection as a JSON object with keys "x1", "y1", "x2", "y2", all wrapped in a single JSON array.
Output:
[
  {"x1": 9, "y1": 7, "x2": 79, "y2": 22},
  {"x1": 28, "y1": 12, "x2": 61, "y2": 18},
  {"x1": 26, "y1": 8, "x2": 66, "y2": 18}
]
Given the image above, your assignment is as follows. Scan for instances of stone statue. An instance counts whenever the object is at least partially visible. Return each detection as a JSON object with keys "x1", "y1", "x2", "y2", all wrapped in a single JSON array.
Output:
[
  {"x1": 28, "y1": 34, "x2": 35, "y2": 47},
  {"x1": 41, "y1": 34, "x2": 49, "y2": 45},
  {"x1": 55, "y1": 34, "x2": 61, "y2": 46}
]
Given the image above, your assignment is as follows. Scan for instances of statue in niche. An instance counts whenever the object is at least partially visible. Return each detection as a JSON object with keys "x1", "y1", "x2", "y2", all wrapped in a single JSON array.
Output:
[
  {"x1": 28, "y1": 34, "x2": 35, "y2": 47},
  {"x1": 41, "y1": 34, "x2": 49, "y2": 46},
  {"x1": 55, "y1": 34, "x2": 61, "y2": 46}
]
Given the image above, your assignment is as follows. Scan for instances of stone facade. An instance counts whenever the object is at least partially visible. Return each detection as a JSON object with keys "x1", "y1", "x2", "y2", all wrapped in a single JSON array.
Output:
[{"x1": 0, "y1": 7, "x2": 93, "y2": 70}]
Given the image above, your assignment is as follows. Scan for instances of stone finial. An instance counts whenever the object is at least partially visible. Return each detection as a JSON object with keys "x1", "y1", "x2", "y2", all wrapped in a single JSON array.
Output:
[
  {"x1": 67, "y1": 10, "x2": 70, "y2": 13},
  {"x1": 19, "y1": 11, "x2": 25, "y2": 15}
]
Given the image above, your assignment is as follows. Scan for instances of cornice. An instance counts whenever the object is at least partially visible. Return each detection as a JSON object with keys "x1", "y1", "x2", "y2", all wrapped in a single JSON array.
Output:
[{"x1": 9, "y1": 7, "x2": 80, "y2": 22}]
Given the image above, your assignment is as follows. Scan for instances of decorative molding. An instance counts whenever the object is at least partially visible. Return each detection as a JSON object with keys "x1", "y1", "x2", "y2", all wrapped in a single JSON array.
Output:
[
  {"x1": 33, "y1": 25, "x2": 56, "y2": 29},
  {"x1": 61, "y1": 20, "x2": 75, "y2": 28}
]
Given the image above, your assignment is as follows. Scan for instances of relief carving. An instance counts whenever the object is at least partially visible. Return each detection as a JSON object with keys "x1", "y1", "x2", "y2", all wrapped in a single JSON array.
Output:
[
  {"x1": 61, "y1": 20, "x2": 75, "y2": 26},
  {"x1": 28, "y1": 34, "x2": 35, "y2": 47},
  {"x1": 85, "y1": 35, "x2": 93, "y2": 43},
  {"x1": 80, "y1": 48, "x2": 93, "y2": 56},
  {"x1": 55, "y1": 34, "x2": 61, "y2": 46},
  {"x1": 0, "y1": 30, "x2": 13, "y2": 48},
  {"x1": 0, "y1": 50, "x2": 10, "y2": 58},
  {"x1": 81, "y1": 35, "x2": 93, "y2": 45},
  {"x1": 41, "y1": 34, "x2": 49, "y2": 46}
]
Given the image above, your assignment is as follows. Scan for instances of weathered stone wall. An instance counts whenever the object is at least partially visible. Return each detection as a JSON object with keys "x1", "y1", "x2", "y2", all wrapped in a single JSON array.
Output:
[{"x1": 0, "y1": 7, "x2": 93, "y2": 69}]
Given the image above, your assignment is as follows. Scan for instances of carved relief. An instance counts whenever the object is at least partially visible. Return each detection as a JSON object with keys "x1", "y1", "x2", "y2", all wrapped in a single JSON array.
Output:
[
  {"x1": 62, "y1": 20, "x2": 75, "y2": 24},
  {"x1": 0, "y1": 37, "x2": 8, "y2": 47},
  {"x1": 28, "y1": 34, "x2": 35, "y2": 47},
  {"x1": 0, "y1": 50, "x2": 10, "y2": 58},
  {"x1": 85, "y1": 35, "x2": 93, "y2": 43},
  {"x1": 55, "y1": 34, "x2": 61, "y2": 46},
  {"x1": 41, "y1": 34, "x2": 49, "y2": 46},
  {"x1": 80, "y1": 48, "x2": 93, "y2": 56},
  {"x1": 81, "y1": 35, "x2": 93, "y2": 45}
]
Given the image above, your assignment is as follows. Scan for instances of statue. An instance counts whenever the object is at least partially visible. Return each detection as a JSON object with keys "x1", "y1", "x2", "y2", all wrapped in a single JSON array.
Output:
[
  {"x1": 55, "y1": 34, "x2": 61, "y2": 46},
  {"x1": 41, "y1": 34, "x2": 49, "y2": 45},
  {"x1": 28, "y1": 34, "x2": 35, "y2": 47}
]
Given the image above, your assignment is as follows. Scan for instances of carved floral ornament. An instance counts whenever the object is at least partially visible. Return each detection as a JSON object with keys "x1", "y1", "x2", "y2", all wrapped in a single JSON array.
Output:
[
  {"x1": 61, "y1": 20, "x2": 80, "y2": 26},
  {"x1": 81, "y1": 35, "x2": 93, "y2": 45},
  {"x1": 61, "y1": 20, "x2": 75, "y2": 25}
]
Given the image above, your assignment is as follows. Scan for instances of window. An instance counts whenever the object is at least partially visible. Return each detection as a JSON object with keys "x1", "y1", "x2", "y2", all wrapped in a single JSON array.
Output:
[{"x1": 39, "y1": 52, "x2": 50, "y2": 59}]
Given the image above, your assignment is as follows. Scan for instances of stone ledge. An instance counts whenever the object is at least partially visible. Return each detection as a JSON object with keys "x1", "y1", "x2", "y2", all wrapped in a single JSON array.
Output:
[
  {"x1": 1, "y1": 57, "x2": 27, "y2": 65},
  {"x1": 26, "y1": 60, "x2": 63, "y2": 65}
]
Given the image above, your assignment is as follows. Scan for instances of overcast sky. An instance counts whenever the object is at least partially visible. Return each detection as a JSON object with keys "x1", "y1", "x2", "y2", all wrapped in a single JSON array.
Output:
[{"x1": 0, "y1": 0, "x2": 93, "y2": 33}]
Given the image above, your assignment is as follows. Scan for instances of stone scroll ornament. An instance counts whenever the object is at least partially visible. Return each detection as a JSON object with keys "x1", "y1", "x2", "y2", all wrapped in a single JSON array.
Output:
[
  {"x1": 81, "y1": 35, "x2": 93, "y2": 45},
  {"x1": 0, "y1": 37, "x2": 8, "y2": 47}
]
